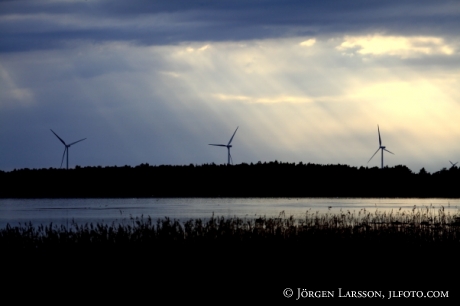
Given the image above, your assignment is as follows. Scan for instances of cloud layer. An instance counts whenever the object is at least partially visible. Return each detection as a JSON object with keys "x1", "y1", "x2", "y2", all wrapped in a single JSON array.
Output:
[{"x1": 1, "y1": 1, "x2": 460, "y2": 173}]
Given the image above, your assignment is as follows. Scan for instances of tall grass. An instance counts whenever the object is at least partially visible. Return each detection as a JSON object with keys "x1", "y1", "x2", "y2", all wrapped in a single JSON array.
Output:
[{"x1": 1, "y1": 205, "x2": 459, "y2": 251}]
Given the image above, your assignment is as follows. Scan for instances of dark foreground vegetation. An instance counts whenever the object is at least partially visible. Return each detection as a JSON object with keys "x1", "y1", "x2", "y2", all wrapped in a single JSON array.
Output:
[
  {"x1": 3, "y1": 206, "x2": 459, "y2": 251},
  {"x1": 4, "y1": 208, "x2": 460, "y2": 301},
  {"x1": 1, "y1": 161, "x2": 459, "y2": 197},
  {"x1": 3, "y1": 207, "x2": 460, "y2": 252}
]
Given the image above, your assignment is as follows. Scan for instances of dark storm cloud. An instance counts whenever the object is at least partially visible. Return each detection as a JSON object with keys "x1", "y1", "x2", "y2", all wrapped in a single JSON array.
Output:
[{"x1": 1, "y1": 0, "x2": 459, "y2": 52}]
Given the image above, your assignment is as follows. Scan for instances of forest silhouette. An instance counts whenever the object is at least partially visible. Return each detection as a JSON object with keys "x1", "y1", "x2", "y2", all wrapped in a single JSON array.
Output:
[{"x1": 1, "y1": 161, "x2": 459, "y2": 198}]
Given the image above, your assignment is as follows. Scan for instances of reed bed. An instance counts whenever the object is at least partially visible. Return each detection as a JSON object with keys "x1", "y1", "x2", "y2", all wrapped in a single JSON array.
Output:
[{"x1": 2, "y1": 205, "x2": 460, "y2": 253}]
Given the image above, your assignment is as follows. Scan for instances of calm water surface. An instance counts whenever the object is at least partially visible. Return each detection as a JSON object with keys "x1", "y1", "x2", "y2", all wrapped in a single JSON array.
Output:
[{"x1": 1, "y1": 198, "x2": 459, "y2": 228}]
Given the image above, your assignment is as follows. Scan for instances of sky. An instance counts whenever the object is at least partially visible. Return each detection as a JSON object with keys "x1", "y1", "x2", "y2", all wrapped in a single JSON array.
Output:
[{"x1": 1, "y1": 0, "x2": 460, "y2": 173}]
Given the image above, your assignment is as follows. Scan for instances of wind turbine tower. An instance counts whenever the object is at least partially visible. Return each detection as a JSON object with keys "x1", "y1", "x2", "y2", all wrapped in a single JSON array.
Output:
[
  {"x1": 51, "y1": 129, "x2": 86, "y2": 170},
  {"x1": 368, "y1": 125, "x2": 394, "y2": 169},
  {"x1": 209, "y1": 127, "x2": 239, "y2": 165}
]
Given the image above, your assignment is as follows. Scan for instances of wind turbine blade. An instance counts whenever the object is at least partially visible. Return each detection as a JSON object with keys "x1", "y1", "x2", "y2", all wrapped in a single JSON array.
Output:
[
  {"x1": 60, "y1": 147, "x2": 66, "y2": 168},
  {"x1": 383, "y1": 148, "x2": 394, "y2": 155},
  {"x1": 227, "y1": 126, "x2": 239, "y2": 146},
  {"x1": 50, "y1": 129, "x2": 67, "y2": 146},
  {"x1": 209, "y1": 144, "x2": 227, "y2": 147},
  {"x1": 377, "y1": 125, "x2": 382, "y2": 147},
  {"x1": 450, "y1": 161, "x2": 454, "y2": 166},
  {"x1": 368, "y1": 148, "x2": 380, "y2": 163},
  {"x1": 68, "y1": 138, "x2": 86, "y2": 146}
]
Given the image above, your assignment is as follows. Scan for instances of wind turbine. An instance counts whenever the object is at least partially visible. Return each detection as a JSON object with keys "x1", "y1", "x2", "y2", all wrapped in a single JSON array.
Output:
[
  {"x1": 50, "y1": 129, "x2": 86, "y2": 170},
  {"x1": 368, "y1": 125, "x2": 394, "y2": 169},
  {"x1": 450, "y1": 161, "x2": 458, "y2": 169},
  {"x1": 209, "y1": 127, "x2": 238, "y2": 165}
]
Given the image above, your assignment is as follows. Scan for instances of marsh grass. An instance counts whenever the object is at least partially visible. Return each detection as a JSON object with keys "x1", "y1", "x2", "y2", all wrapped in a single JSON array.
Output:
[{"x1": 1, "y1": 205, "x2": 460, "y2": 253}]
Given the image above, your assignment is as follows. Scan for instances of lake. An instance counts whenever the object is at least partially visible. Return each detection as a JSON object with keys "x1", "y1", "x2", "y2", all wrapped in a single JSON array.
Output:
[{"x1": 1, "y1": 197, "x2": 459, "y2": 228}]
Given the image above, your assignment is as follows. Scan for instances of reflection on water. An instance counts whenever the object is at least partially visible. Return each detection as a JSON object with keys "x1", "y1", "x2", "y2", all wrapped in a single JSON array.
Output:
[{"x1": 1, "y1": 198, "x2": 459, "y2": 228}]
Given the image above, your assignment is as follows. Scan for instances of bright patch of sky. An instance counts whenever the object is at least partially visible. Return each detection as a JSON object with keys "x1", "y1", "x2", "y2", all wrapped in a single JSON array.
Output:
[{"x1": 338, "y1": 35, "x2": 455, "y2": 58}]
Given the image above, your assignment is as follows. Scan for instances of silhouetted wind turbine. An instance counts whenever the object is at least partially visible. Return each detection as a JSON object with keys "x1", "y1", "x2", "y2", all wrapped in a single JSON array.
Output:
[
  {"x1": 450, "y1": 161, "x2": 458, "y2": 169},
  {"x1": 50, "y1": 129, "x2": 86, "y2": 170},
  {"x1": 368, "y1": 125, "x2": 394, "y2": 169},
  {"x1": 209, "y1": 127, "x2": 238, "y2": 165}
]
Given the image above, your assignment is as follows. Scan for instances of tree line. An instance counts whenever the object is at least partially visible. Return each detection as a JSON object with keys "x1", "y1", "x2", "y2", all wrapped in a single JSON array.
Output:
[{"x1": 1, "y1": 161, "x2": 459, "y2": 198}]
